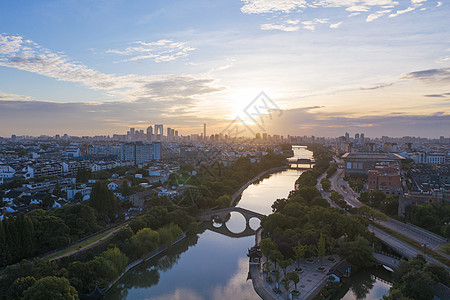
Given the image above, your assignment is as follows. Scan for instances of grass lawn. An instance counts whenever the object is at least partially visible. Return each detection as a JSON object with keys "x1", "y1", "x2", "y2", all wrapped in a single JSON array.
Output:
[{"x1": 46, "y1": 225, "x2": 125, "y2": 260}]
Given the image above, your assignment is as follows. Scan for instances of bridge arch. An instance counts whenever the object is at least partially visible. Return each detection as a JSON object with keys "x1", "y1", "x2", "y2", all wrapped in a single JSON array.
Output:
[{"x1": 199, "y1": 207, "x2": 266, "y2": 237}]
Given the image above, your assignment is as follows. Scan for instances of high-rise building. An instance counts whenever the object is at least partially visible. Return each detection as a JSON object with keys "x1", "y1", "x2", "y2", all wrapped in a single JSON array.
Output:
[
  {"x1": 204, "y1": 123, "x2": 206, "y2": 141},
  {"x1": 120, "y1": 142, "x2": 161, "y2": 164},
  {"x1": 147, "y1": 126, "x2": 153, "y2": 141},
  {"x1": 154, "y1": 124, "x2": 163, "y2": 141}
]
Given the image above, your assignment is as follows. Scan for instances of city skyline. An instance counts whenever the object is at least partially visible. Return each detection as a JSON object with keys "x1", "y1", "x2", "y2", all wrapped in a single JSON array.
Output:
[{"x1": 1, "y1": 0, "x2": 449, "y2": 137}]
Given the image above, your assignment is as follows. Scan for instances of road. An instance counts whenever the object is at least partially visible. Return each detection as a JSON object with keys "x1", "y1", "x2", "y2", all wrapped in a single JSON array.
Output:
[
  {"x1": 328, "y1": 165, "x2": 449, "y2": 257},
  {"x1": 369, "y1": 225, "x2": 448, "y2": 271},
  {"x1": 315, "y1": 171, "x2": 339, "y2": 208},
  {"x1": 48, "y1": 225, "x2": 125, "y2": 261}
]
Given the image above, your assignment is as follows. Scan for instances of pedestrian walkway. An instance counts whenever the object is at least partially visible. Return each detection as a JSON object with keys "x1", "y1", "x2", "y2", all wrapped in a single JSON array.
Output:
[{"x1": 250, "y1": 255, "x2": 342, "y2": 300}]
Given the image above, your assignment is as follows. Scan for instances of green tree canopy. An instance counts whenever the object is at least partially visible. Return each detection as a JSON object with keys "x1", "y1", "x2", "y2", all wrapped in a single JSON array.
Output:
[{"x1": 22, "y1": 276, "x2": 78, "y2": 300}]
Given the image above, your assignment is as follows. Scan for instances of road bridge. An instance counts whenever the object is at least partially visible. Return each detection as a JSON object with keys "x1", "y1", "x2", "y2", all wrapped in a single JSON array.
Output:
[
  {"x1": 287, "y1": 157, "x2": 315, "y2": 169},
  {"x1": 373, "y1": 251, "x2": 403, "y2": 271}
]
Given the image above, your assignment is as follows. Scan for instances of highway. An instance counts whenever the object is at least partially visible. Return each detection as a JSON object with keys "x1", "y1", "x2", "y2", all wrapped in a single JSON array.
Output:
[{"x1": 369, "y1": 225, "x2": 448, "y2": 271}]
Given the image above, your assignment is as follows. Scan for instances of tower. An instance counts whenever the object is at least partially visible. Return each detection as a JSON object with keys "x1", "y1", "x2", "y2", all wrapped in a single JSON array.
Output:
[{"x1": 203, "y1": 123, "x2": 206, "y2": 141}]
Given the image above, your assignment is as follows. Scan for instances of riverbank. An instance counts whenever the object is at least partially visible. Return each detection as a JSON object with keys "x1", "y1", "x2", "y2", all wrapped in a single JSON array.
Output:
[
  {"x1": 230, "y1": 165, "x2": 289, "y2": 206},
  {"x1": 102, "y1": 232, "x2": 187, "y2": 296}
]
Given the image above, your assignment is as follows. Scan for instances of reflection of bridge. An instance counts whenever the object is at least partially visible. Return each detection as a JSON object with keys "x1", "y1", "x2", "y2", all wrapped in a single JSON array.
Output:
[
  {"x1": 287, "y1": 158, "x2": 315, "y2": 169},
  {"x1": 199, "y1": 207, "x2": 266, "y2": 238}
]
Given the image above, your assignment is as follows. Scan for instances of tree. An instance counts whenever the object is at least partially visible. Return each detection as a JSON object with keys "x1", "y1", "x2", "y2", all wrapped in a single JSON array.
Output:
[
  {"x1": 340, "y1": 235, "x2": 374, "y2": 268},
  {"x1": 22, "y1": 276, "x2": 78, "y2": 300},
  {"x1": 320, "y1": 178, "x2": 331, "y2": 192},
  {"x1": 401, "y1": 270, "x2": 435, "y2": 300},
  {"x1": 121, "y1": 181, "x2": 131, "y2": 197},
  {"x1": 76, "y1": 168, "x2": 92, "y2": 183},
  {"x1": 317, "y1": 234, "x2": 326, "y2": 266},
  {"x1": 268, "y1": 250, "x2": 283, "y2": 271},
  {"x1": 293, "y1": 242, "x2": 307, "y2": 268},
  {"x1": 100, "y1": 247, "x2": 128, "y2": 275},
  {"x1": 130, "y1": 228, "x2": 160, "y2": 258},
  {"x1": 326, "y1": 164, "x2": 337, "y2": 178},
  {"x1": 271, "y1": 198, "x2": 288, "y2": 212},
  {"x1": 7, "y1": 276, "x2": 37, "y2": 299},
  {"x1": 157, "y1": 224, "x2": 182, "y2": 247},
  {"x1": 28, "y1": 210, "x2": 70, "y2": 254},
  {"x1": 287, "y1": 272, "x2": 300, "y2": 292},
  {"x1": 54, "y1": 204, "x2": 99, "y2": 238},
  {"x1": 280, "y1": 259, "x2": 293, "y2": 277},
  {"x1": 89, "y1": 181, "x2": 120, "y2": 222}
]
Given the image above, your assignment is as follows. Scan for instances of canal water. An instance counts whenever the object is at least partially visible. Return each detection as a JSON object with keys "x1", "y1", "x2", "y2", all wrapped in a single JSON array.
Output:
[{"x1": 106, "y1": 146, "x2": 392, "y2": 299}]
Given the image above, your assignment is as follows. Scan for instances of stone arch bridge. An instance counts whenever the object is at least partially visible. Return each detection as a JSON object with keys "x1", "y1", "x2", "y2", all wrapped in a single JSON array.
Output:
[{"x1": 199, "y1": 207, "x2": 266, "y2": 238}]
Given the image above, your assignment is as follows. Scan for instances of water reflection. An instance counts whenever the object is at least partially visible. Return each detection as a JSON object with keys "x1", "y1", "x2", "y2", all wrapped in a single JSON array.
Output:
[
  {"x1": 337, "y1": 267, "x2": 393, "y2": 300},
  {"x1": 249, "y1": 217, "x2": 261, "y2": 231},
  {"x1": 226, "y1": 212, "x2": 247, "y2": 234}
]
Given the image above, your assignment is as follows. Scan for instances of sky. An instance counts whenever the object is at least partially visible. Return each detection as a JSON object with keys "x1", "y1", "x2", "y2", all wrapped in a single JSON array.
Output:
[{"x1": 0, "y1": 0, "x2": 449, "y2": 138}]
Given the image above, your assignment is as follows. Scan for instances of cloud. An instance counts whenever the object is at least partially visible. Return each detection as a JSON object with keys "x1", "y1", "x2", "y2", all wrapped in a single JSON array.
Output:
[
  {"x1": 260, "y1": 20, "x2": 300, "y2": 31},
  {"x1": 241, "y1": 0, "x2": 401, "y2": 14},
  {"x1": 329, "y1": 22, "x2": 343, "y2": 29},
  {"x1": 241, "y1": 0, "x2": 307, "y2": 14},
  {"x1": 389, "y1": 5, "x2": 420, "y2": 18},
  {"x1": 0, "y1": 34, "x2": 223, "y2": 104},
  {"x1": 435, "y1": 56, "x2": 450, "y2": 64},
  {"x1": 263, "y1": 106, "x2": 450, "y2": 137},
  {"x1": 301, "y1": 18, "x2": 328, "y2": 31},
  {"x1": 0, "y1": 92, "x2": 31, "y2": 101},
  {"x1": 403, "y1": 67, "x2": 450, "y2": 82},
  {"x1": 366, "y1": 9, "x2": 392, "y2": 22},
  {"x1": 241, "y1": 1, "x2": 423, "y2": 31},
  {"x1": 359, "y1": 83, "x2": 394, "y2": 90},
  {"x1": 107, "y1": 39, "x2": 195, "y2": 63},
  {"x1": 423, "y1": 94, "x2": 445, "y2": 97},
  {"x1": 346, "y1": 6, "x2": 370, "y2": 12}
]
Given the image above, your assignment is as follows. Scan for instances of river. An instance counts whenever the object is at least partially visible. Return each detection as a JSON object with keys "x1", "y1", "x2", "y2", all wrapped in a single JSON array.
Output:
[{"x1": 106, "y1": 146, "x2": 392, "y2": 300}]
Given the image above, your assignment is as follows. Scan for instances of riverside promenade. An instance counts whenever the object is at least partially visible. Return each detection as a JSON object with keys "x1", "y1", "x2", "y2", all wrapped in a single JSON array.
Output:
[
  {"x1": 250, "y1": 228, "x2": 341, "y2": 299},
  {"x1": 250, "y1": 255, "x2": 341, "y2": 300}
]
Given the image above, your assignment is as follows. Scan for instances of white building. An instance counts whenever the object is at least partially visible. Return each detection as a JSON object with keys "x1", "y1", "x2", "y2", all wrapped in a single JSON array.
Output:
[{"x1": 0, "y1": 164, "x2": 15, "y2": 179}]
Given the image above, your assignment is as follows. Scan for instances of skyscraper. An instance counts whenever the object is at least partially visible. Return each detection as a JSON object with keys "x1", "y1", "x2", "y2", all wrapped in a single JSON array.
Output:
[
  {"x1": 147, "y1": 126, "x2": 153, "y2": 141},
  {"x1": 204, "y1": 123, "x2": 206, "y2": 141}
]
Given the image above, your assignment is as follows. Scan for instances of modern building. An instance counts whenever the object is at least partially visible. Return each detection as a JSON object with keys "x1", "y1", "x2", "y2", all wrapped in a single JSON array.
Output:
[
  {"x1": 342, "y1": 152, "x2": 405, "y2": 174},
  {"x1": 368, "y1": 163, "x2": 402, "y2": 196},
  {"x1": 120, "y1": 142, "x2": 161, "y2": 164}
]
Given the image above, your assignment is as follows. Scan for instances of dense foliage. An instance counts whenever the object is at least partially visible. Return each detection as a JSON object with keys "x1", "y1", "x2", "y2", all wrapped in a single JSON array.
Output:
[
  {"x1": 404, "y1": 202, "x2": 450, "y2": 238},
  {"x1": 383, "y1": 255, "x2": 449, "y2": 300},
  {"x1": 0, "y1": 205, "x2": 195, "y2": 297},
  {"x1": 0, "y1": 205, "x2": 103, "y2": 267},
  {"x1": 359, "y1": 190, "x2": 399, "y2": 216}
]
